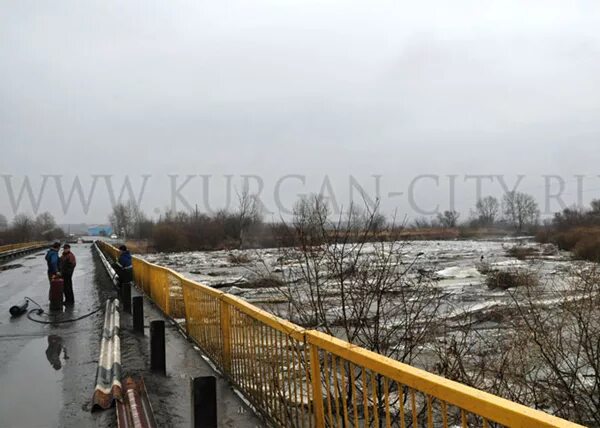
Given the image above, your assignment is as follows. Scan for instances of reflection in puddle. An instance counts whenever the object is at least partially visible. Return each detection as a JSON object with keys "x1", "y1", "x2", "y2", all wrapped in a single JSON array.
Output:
[
  {"x1": 0, "y1": 337, "x2": 64, "y2": 427},
  {"x1": 46, "y1": 335, "x2": 69, "y2": 370}
]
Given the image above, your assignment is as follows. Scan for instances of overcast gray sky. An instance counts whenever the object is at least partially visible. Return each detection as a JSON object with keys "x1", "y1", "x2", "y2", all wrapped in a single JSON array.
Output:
[{"x1": 1, "y1": 0, "x2": 600, "y2": 223}]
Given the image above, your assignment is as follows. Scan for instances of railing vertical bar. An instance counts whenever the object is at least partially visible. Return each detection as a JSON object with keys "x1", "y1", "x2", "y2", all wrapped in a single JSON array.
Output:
[
  {"x1": 297, "y1": 342, "x2": 306, "y2": 428},
  {"x1": 411, "y1": 389, "x2": 417, "y2": 428},
  {"x1": 427, "y1": 395, "x2": 433, "y2": 428},
  {"x1": 309, "y1": 344, "x2": 325, "y2": 428},
  {"x1": 267, "y1": 326, "x2": 278, "y2": 423},
  {"x1": 362, "y1": 368, "x2": 369, "y2": 427},
  {"x1": 251, "y1": 319, "x2": 261, "y2": 409},
  {"x1": 212, "y1": 298, "x2": 218, "y2": 363},
  {"x1": 235, "y1": 310, "x2": 245, "y2": 389},
  {"x1": 332, "y1": 356, "x2": 341, "y2": 428},
  {"x1": 305, "y1": 343, "x2": 314, "y2": 428},
  {"x1": 442, "y1": 401, "x2": 448, "y2": 428},
  {"x1": 284, "y1": 334, "x2": 294, "y2": 427},
  {"x1": 274, "y1": 328, "x2": 284, "y2": 425},
  {"x1": 339, "y1": 360, "x2": 351, "y2": 428},
  {"x1": 231, "y1": 309, "x2": 240, "y2": 387},
  {"x1": 220, "y1": 300, "x2": 232, "y2": 375},
  {"x1": 371, "y1": 372, "x2": 380, "y2": 428},
  {"x1": 261, "y1": 324, "x2": 273, "y2": 419},
  {"x1": 245, "y1": 316, "x2": 252, "y2": 395},
  {"x1": 229, "y1": 309, "x2": 237, "y2": 382},
  {"x1": 324, "y1": 353, "x2": 334, "y2": 426},
  {"x1": 241, "y1": 312, "x2": 251, "y2": 392},
  {"x1": 276, "y1": 329, "x2": 286, "y2": 425},
  {"x1": 398, "y1": 382, "x2": 406, "y2": 428},
  {"x1": 350, "y1": 363, "x2": 359, "y2": 428},
  {"x1": 250, "y1": 320, "x2": 263, "y2": 413},
  {"x1": 383, "y1": 377, "x2": 391, "y2": 428}
]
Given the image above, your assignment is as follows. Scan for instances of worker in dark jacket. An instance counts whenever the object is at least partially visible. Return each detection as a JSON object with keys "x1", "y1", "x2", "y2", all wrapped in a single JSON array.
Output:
[
  {"x1": 60, "y1": 244, "x2": 77, "y2": 305},
  {"x1": 115, "y1": 245, "x2": 133, "y2": 285},
  {"x1": 45, "y1": 242, "x2": 61, "y2": 281}
]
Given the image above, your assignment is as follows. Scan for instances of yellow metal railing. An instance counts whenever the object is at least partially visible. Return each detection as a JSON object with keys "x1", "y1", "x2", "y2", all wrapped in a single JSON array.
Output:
[
  {"x1": 0, "y1": 241, "x2": 47, "y2": 254},
  {"x1": 97, "y1": 241, "x2": 583, "y2": 428}
]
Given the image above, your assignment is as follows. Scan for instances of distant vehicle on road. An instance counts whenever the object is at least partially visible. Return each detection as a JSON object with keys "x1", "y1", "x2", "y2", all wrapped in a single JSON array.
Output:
[
  {"x1": 66, "y1": 234, "x2": 78, "y2": 244},
  {"x1": 110, "y1": 234, "x2": 118, "y2": 239}
]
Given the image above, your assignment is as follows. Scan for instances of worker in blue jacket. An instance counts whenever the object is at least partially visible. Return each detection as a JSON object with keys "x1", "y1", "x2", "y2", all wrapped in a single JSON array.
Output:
[
  {"x1": 115, "y1": 245, "x2": 133, "y2": 285},
  {"x1": 45, "y1": 242, "x2": 61, "y2": 281}
]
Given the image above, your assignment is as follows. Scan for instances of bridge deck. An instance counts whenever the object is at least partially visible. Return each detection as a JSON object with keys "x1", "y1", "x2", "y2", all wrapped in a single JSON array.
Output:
[{"x1": 0, "y1": 243, "x2": 262, "y2": 427}]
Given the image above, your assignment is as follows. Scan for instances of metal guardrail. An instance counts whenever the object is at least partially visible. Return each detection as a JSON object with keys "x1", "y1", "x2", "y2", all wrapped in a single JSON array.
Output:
[
  {"x1": 0, "y1": 241, "x2": 48, "y2": 259},
  {"x1": 94, "y1": 242, "x2": 120, "y2": 286},
  {"x1": 92, "y1": 298, "x2": 122, "y2": 411},
  {"x1": 96, "y1": 240, "x2": 584, "y2": 428}
]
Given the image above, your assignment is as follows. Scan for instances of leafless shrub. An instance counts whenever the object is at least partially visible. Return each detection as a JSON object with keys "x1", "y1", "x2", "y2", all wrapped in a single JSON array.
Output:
[
  {"x1": 227, "y1": 252, "x2": 251, "y2": 265},
  {"x1": 245, "y1": 275, "x2": 285, "y2": 289},
  {"x1": 573, "y1": 235, "x2": 600, "y2": 262},
  {"x1": 435, "y1": 268, "x2": 600, "y2": 426},
  {"x1": 506, "y1": 246, "x2": 539, "y2": 260},
  {"x1": 277, "y1": 196, "x2": 443, "y2": 359},
  {"x1": 265, "y1": 195, "x2": 447, "y2": 426},
  {"x1": 509, "y1": 269, "x2": 600, "y2": 425},
  {"x1": 486, "y1": 269, "x2": 538, "y2": 290}
]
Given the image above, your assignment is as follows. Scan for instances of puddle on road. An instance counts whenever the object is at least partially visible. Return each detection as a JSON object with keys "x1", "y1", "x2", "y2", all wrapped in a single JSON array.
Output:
[
  {"x1": 0, "y1": 264, "x2": 23, "y2": 272},
  {"x1": 0, "y1": 336, "x2": 65, "y2": 427}
]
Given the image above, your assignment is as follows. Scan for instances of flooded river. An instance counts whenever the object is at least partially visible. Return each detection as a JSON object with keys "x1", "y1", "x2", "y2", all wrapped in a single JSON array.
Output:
[{"x1": 142, "y1": 238, "x2": 584, "y2": 327}]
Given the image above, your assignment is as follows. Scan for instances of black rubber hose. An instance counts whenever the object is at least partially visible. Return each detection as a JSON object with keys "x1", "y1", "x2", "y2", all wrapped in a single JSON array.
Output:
[{"x1": 23, "y1": 297, "x2": 104, "y2": 325}]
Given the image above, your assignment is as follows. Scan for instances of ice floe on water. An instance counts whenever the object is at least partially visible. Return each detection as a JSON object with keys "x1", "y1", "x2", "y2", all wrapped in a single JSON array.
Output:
[
  {"x1": 142, "y1": 237, "x2": 580, "y2": 320},
  {"x1": 435, "y1": 266, "x2": 482, "y2": 279}
]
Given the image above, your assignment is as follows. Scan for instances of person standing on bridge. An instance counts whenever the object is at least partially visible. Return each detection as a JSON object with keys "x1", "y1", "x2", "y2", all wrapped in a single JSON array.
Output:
[
  {"x1": 45, "y1": 242, "x2": 61, "y2": 281},
  {"x1": 60, "y1": 244, "x2": 77, "y2": 305},
  {"x1": 115, "y1": 245, "x2": 133, "y2": 286}
]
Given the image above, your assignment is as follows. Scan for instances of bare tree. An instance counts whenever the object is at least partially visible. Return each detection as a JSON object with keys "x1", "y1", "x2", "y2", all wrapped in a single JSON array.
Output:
[
  {"x1": 34, "y1": 212, "x2": 57, "y2": 236},
  {"x1": 475, "y1": 196, "x2": 500, "y2": 226},
  {"x1": 503, "y1": 191, "x2": 539, "y2": 232},
  {"x1": 437, "y1": 210, "x2": 460, "y2": 228},
  {"x1": 412, "y1": 216, "x2": 433, "y2": 229},
  {"x1": 11, "y1": 213, "x2": 35, "y2": 242},
  {"x1": 236, "y1": 187, "x2": 263, "y2": 248},
  {"x1": 345, "y1": 203, "x2": 388, "y2": 233},
  {"x1": 0, "y1": 213, "x2": 7, "y2": 232},
  {"x1": 34, "y1": 212, "x2": 65, "y2": 240},
  {"x1": 268, "y1": 196, "x2": 444, "y2": 426},
  {"x1": 108, "y1": 202, "x2": 136, "y2": 238}
]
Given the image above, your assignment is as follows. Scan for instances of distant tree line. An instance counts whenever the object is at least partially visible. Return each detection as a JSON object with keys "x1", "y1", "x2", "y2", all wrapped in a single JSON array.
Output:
[
  {"x1": 0, "y1": 212, "x2": 65, "y2": 245},
  {"x1": 413, "y1": 191, "x2": 540, "y2": 233},
  {"x1": 109, "y1": 189, "x2": 275, "y2": 252},
  {"x1": 108, "y1": 190, "x2": 548, "y2": 253}
]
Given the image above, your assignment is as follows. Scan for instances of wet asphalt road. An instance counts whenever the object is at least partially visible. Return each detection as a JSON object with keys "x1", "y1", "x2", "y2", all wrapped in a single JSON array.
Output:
[
  {"x1": 0, "y1": 245, "x2": 264, "y2": 428},
  {"x1": 0, "y1": 244, "x2": 115, "y2": 428}
]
